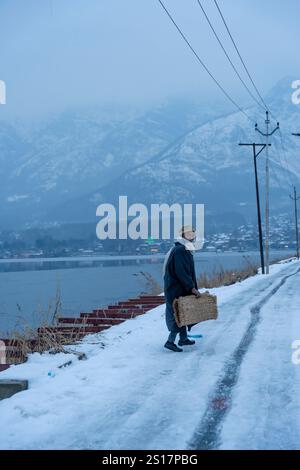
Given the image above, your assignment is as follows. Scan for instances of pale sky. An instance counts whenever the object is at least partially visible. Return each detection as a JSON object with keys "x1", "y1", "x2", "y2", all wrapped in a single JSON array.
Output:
[{"x1": 0, "y1": 0, "x2": 299, "y2": 119}]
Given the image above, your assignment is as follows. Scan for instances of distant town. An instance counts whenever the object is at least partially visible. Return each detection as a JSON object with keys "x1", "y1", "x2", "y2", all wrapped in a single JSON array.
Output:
[{"x1": 0, "y1": 214, "x2": 296, "y2": 259}]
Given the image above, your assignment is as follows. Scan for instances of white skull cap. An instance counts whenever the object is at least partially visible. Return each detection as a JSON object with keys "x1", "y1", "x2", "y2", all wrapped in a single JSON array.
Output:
[{"x1": 179, "y1": 225, "x2": 195, "y2": 236}]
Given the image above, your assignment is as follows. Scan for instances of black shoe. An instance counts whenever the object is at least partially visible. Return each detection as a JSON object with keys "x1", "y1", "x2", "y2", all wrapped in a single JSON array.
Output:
[
  {"x1": 188, "y1": 323, "x2": 198, "y2": 332},
  {"x1": 178, "y1": 338, "x2": 196, "y2": 346},
  {"x1": 164, "y1": 341, "x2": 183, "y2": 352}
]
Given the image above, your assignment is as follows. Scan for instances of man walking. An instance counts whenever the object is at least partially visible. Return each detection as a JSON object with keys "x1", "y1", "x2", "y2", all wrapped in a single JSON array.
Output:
[{"x1": 163, "y1": 225, "x2": 200, "y2": 352}]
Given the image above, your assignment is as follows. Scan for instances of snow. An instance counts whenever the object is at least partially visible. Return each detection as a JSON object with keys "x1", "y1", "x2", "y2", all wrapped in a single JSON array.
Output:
[
  {"x1": 219, "y1": 261, "x2": 300, "y2": 450},
  {"x1": 0, "y1": 258, "x2": 299, "y2": 450}
]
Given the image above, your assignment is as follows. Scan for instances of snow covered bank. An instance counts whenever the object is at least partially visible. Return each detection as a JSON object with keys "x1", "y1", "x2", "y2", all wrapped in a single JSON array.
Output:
[{"x1": 0, "y1": 258, "x2": 299, "y2": 450}]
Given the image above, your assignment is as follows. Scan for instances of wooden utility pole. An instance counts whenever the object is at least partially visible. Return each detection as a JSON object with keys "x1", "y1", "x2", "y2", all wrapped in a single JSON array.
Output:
[
  {"x1": 239, "y1": 143, "x2": 271, "y2": 274},
  {"x1": 291, "y1": 133, "x2": 300, "y2": 258},
  {"x1": 255, "y1": 112, "x2": 279, "y2": 274},
  {"x1": 289, "y1": 188, "x2": 300, "y2": 259}
]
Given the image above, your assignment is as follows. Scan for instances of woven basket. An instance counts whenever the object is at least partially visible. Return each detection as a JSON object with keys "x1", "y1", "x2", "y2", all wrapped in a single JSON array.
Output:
[{"x1": 172, "y1": 292, "x2": 218, "y2": 328}]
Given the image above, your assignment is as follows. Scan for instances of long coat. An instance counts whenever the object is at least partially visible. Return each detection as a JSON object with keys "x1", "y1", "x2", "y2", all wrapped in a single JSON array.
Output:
[{"x1": 163, "y1": 241, "x2": 198, "y2": 306}]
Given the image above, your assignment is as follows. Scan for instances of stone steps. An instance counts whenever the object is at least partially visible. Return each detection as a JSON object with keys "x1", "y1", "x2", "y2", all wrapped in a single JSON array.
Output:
[{"x1": 1, "y1": 295, "x2": 165, "y2": 370}]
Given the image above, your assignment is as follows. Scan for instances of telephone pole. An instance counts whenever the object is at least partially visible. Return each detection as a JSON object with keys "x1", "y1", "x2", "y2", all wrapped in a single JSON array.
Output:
[
  {"x1": 255, "y1": 111, "x2": 279, "y2": 274},
  {"x1": 239, "y1": 143, "x2": 271, "y2": 274},
  {"x1": 289, "y1": 187, "x2": 300, "y2": 259},
  {"x1": 291, "y1": 132, "x2": 300, "y2": 259}
]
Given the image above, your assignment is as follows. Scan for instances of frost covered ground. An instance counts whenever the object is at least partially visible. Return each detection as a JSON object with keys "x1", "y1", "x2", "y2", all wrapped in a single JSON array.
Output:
[{"x1": 0, "y1": 258, "x2": 300, "y2": 450}]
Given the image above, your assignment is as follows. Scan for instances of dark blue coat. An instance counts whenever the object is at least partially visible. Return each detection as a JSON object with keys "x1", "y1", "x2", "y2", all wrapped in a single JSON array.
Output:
[{"x1": 163, "y1": 241, "x2": 198, "y2": 305}]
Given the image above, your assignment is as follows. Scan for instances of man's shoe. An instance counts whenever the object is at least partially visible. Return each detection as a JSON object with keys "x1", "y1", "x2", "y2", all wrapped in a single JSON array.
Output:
[
  {"x1": 187, "y1": 323, "x2": 198, "y2": 332},
  {"x1": 178, "y1": 338, "x2": 196, "y2": 346},
  {"x1": 164, "y1": 341, "x2": 183, "y2": 352}
]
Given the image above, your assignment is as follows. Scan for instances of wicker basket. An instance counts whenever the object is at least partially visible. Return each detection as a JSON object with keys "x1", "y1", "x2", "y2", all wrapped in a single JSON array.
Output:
[{"x1": 172, "y1": 292, "x2": 218, "y2": 328}]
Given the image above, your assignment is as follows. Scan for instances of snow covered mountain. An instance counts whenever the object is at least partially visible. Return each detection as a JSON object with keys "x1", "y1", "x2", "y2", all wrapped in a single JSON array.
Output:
[
  {"x1": 1, "y1": 77, "x2": 299, "y2": 230},
  {"x1": 50, "y1": 77, "x2": 300, "y2": 227},
  {"x1": 0, "y1": 98, "x2": 228, "y2": 228}
]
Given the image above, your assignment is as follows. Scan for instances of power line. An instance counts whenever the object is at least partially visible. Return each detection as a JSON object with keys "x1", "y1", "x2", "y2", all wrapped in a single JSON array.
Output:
[
  {"x1": 213, "y1": 0, "x2": 271, "y2": 116},
  {"x1": 255, "y1": 128, "x2": 288, "y2": 197},
  {"x1": 269, "y1": 156, "x2": 289, "y2": 193},
  {"x1": 275, "y1": 157, "x2": 292, "y2": 190},
  {"x1": 251, "y1": 111, "x2": 288, "y2": 191},
  {"x1": 196, "y1": 0, "x2": 267, "y2": 114},
  {"x1": 265, "y1": 126, "x2": 293, "y2": 189},
  {"x1": 273, "y1": 135, "x2": 294, "y2": 188},
  {"x1": 157, "y1": 0, "x2": 254, "y2": 123},
  {"x1": 279, "y1": 128, "x2": 296, "y2": 186}
]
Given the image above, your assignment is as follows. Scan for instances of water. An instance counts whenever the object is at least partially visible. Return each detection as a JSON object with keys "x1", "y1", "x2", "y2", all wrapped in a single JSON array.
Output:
[{"x1": 0, "y1": 251, "x2": 293, "y2": 334}]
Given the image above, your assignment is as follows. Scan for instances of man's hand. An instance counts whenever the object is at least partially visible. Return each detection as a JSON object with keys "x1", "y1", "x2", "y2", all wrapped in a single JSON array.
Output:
[{"x1": 192, "y1": 288, "x2": 201, "y2": 298}]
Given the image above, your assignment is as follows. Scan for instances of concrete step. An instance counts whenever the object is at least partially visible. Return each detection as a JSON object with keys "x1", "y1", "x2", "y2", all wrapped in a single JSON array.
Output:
[
  {"x1": 82, "y1": 311, "x2": 139, "y2": 319},
  {"x1": 99, "y1": 307, "x2": 147, "y2": 313},
  {"x1": 58, "y1": 317, "x2": 124, "y2": 326},
  {"x1": 129, "y1": 298, "x2": 165, "y2": 303},
  {"x1": 116, "y1": 302, "x2": 160, "y2": 308},
  {"x1": 38, "y1": 326, "x2": 110, "y2": 334},
  {"x1": 0, "y1": 380, "x2": 28, "y2": 400},
  {"x1": 139, "y1": 295, "x2": 165, "y2": 300}
]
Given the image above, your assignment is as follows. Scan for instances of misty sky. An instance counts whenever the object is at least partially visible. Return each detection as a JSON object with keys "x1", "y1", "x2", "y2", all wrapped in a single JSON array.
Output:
[{"x1": 0, "y1": 0, "x2": 299, "y2": 120}]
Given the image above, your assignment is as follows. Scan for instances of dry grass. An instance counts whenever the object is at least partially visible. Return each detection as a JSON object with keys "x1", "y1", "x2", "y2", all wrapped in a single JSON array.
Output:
[
  {"x1": 5, "y1": 318, "x2": 88, "y2": 365},
  {"x1": 137, "y1": 255, "x2": 260, "y2": 293},
  {"x1": 135, "y1": 271, "x2": 163, "y2": 295},
  {"x1": 196, "y1": 254, "x2": 294, "y2": 288},
  {"x1": 197, "y1": 256, "x2": 258, "y2": 288},
  {"x1": 2, "y1": 278, "x2": 87, "y2": 364}
]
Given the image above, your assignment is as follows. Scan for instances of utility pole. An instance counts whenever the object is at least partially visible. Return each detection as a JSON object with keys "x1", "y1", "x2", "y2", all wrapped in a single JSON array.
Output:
[
  {"x1": 289, "y1": 186, "x2": 300, "y2": 259},
  {"x1": 255, "y1": 111, "x2": 279, "y2": 274},
  {"x1": 291, "y1": 132, "x2": 300, "y2": 259},
  {"x1": 239, "y1": 143, "x2": 271, "y2": 274}
]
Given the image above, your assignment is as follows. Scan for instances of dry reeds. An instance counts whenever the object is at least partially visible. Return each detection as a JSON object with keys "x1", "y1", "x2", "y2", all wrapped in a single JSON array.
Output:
[
  {"x1": 135, "y1": 271, "x2": 163, "y2": 295},
  {"x1": 197, "y1": 256, "x2": 258, "y2": 288},
  {"x1": 2, "y1": 278, "x2": 87, "y2": 364}
]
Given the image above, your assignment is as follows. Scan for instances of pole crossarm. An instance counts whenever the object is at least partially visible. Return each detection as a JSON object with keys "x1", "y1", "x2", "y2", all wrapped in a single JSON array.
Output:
[
  {"x1": 239, "y1": 143, "x2": 271, "y2": 158},
  {"x1": 255, "y1": 125, "x2": 280, "y2": 137},
  {"x1": 289, "y1": 194, "x2": 300, "y2": 202}
]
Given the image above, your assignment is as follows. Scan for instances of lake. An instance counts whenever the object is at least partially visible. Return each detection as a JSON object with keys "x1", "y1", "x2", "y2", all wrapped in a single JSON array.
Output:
[{"x1": 0, "y1": 250, "x2": 293, "y2": 334}]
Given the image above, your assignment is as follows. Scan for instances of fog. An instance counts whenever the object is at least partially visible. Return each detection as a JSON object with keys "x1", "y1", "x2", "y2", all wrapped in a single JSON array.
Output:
[{"x1": 0, "y1": 0, "x2": 299, "y2": 119}]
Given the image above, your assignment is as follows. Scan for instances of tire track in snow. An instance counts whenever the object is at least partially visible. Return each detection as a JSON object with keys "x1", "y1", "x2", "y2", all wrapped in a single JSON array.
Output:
[
  {"x1": 91, "y1": 262, "x2": 297, "y2": 449},
  {"x1": 94, "y1": 262, "x2": 298, "y2": 449},
  {"x1": 188, "y1": 265, "x2": 300, "y2": 450},
  {"x1": 227, "y1": 273, "x2": 300, "y2": 450},
  {"x1": 93, "y1": 272, "x2": 282, "y2": 448}
]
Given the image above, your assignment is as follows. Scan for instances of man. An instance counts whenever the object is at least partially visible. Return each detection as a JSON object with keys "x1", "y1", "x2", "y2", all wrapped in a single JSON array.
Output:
[{"x1": 163, "y1": 225, "x2": 201, "y2": 352}]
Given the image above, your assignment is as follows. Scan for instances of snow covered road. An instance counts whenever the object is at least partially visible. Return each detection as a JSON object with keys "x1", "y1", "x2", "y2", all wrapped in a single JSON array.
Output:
[
  {"x1": 0, "y1": 258, "x2": 300, "y2": 450},
  {"x1": 219, "y1": 261, "x2": 300, "y2": 450}
]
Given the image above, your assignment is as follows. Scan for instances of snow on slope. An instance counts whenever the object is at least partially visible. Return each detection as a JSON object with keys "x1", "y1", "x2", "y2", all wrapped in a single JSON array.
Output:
[
  {"x1": 83, "y1": 77, "x2": 300, "y2": 221},
  {"x1": 0, "y1": 258, "x2": 299, "y2": 450},
  {"x1": 219, "y1": 263, "x2": 300, "y2": 450}
]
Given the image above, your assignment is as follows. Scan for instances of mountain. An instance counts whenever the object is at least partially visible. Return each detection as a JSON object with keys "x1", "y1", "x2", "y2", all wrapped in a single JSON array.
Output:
[
  {"x1": 47, "y1": 77, "x2": 300, "y2": 231},
  {"x1": 0, "y1": 98, "x2": 229, "y2": 228}
]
